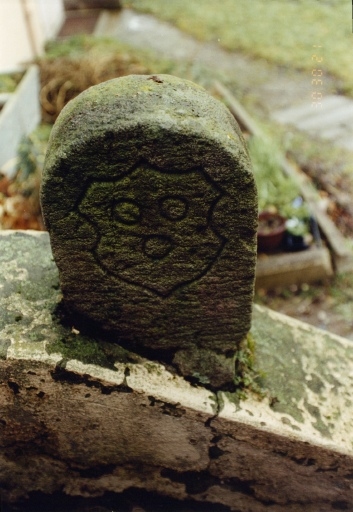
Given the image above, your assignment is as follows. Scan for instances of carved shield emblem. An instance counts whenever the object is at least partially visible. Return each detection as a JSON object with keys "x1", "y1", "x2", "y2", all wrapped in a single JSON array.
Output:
[{"x1": 79, "y1": 163, "x2": 225, "y2": 296}]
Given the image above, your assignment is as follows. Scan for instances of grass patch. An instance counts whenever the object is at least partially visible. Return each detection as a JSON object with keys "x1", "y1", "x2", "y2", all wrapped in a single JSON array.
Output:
[
  {"x1": 123, "y1": 0, "x2": 352, "y2": 93},
  {"x1": 44, "y1": 33, "x2": 175, "y2": 65}
]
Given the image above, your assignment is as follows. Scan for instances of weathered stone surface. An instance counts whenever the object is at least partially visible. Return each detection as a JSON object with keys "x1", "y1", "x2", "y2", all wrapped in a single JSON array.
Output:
[
  {"x1": 1, "y1": 231, "x2": 353, "y2": 510},
  {"x1": 41, "y1": 74, "x2": 257, "y2": 386}
]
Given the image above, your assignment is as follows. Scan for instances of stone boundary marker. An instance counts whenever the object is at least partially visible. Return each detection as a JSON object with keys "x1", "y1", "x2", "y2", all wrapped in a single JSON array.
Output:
[{"x1": 41, "y1": 74, "x2": 258, "y2": 389}]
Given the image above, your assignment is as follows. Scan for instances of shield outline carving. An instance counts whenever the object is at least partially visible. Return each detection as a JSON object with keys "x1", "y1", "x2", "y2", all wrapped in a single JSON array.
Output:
[{"x1": 78, "y1": 160, "x2": 227, "y2": 297}]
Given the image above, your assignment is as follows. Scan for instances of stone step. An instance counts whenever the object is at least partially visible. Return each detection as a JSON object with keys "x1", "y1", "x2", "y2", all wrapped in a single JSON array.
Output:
[
  {"x1": 273, "y1": 95, "x2": 353, "y2": 150},
  {"x1": 272, "y1": 95, "x2": 346, "y2": 124}
]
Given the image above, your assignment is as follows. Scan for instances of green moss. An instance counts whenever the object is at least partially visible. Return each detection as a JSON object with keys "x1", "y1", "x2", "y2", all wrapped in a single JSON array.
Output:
[
  {"x1": 0, "y1": 339, "x2": 11, "y2": 359},
  {"x1": 304, "y1": 400, "x2": 332, "y2": 439},
  {"x1": 250, "y1": 306, "x2": 353, "y2": 437},
  {"x1": 99, "y1": 341, "x2": 145, "y2": 365},
  {"x1": 46, "y1": 331, "x2": 114, "y2": 369},
  {"x1": 45, "y1": 311, "x2": 145, "y2": 370},
  {"x1": 251, "y1": 308, "x2": 307, "y2": 423},
  {"x1": 192, "y1": 372, "x2": 211, "y2": 385},
  {"x1": 233, "y1": 332, "x2": 265, "y2": 399}
]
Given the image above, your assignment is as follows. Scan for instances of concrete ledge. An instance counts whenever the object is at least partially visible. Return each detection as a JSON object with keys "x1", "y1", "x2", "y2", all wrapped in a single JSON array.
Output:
[{"x1": 1, "y1": 231, "x2": 353, "y2": 510}]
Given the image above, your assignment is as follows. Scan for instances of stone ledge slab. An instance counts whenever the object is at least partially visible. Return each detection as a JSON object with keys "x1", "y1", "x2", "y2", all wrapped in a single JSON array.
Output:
[{"x1": 1, "y1": 231, "x2": 353, "y2": 510}]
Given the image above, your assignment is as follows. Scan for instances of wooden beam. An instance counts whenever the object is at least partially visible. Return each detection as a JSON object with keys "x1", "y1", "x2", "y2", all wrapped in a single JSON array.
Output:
[{"x1": 256, "y1": 246, "x2": 333, "y2": 290}]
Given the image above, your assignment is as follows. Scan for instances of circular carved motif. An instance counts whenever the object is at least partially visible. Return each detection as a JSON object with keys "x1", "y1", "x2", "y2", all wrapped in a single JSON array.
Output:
[
  {"x1": 143, "y1": 235, "x2": 173, "y2": 260},
  {"x1": 113, "y1": 199, "x2": 141, "y2": 225},
  {"x1": 78, "y1": 163, "x2": 225, "y2": 296},
  {"x1": 160, "y1": 196, "x2": 188, "y2": 221}
]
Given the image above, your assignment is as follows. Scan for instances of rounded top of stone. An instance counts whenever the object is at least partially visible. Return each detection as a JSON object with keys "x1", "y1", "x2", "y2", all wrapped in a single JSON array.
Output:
[
  {"x1": 42, "y1": 74, "x2": 254, "y2": 224},
  {"x1": 56, "y1": 73, "x2": 229, "y2": 118},
  {"x1": 45, "y1": 74, "x2": 246, "y2": 167}
]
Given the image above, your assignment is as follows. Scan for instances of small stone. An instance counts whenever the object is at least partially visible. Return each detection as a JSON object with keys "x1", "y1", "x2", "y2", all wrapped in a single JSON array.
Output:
[
  {"x1": 173, "y1": 348, "x2": 237, "y2": 389},
  {"x1": 41, "y1": 74, "x2": 257, "y2": 388}
]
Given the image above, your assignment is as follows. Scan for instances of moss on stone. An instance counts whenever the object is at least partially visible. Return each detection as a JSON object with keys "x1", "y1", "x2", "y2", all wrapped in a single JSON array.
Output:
[
  {"x1": 251, "y1": 305, "x2": 353, "y2": 437},
  {"x1": 233, "y1": 332, "x2": 266, "y2": 399},
  {"x1": 46, "y1": 331, "x2": 113, "y2": 369},
  {"x1": 250, "y1": 307, "x2": 307, "y2": 423},
  {"x1": 46, "y1": 314, "x2": 146, "y2": 371}
]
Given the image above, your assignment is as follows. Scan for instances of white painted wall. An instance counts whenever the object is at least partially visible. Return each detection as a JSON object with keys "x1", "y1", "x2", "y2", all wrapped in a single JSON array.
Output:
[
  {"x1": 36, "y1": 0, "x2": 65, "y2": 41},
  {"x1": 0, "y1": 0, "x2": 33, "y2": 72},
  {"x1": 0, "y1": 66, "x2": 41, "y2": 176},
  {"x1": 0, "y1": 0, "x2": 64, "y2": 73}
]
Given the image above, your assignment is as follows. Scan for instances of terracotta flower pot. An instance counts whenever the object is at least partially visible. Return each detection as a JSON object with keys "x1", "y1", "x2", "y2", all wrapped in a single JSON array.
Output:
[{"x1": 257, "y1": 211, "x2": 286, "y2": 252}]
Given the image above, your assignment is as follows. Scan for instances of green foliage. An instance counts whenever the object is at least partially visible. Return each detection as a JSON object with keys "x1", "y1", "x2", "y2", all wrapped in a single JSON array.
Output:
[
  {"x1": 248, "y1": 135, "x2": 310, "y2": 221},
  {"x1": 17, "y1": 124, "x2": 51, "y2": 179},
  {"x1": 0, "y1": 72, "x2": 23, "y2": 93}
]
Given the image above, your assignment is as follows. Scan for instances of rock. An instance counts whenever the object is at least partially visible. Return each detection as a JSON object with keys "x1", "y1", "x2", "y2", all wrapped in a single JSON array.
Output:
[
  {"x1": 41, "y1": 74, "x2": 257, "y2": 388},
  {"x1": 173, "y1": 348, "x2": 236, "y2": 389}
]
